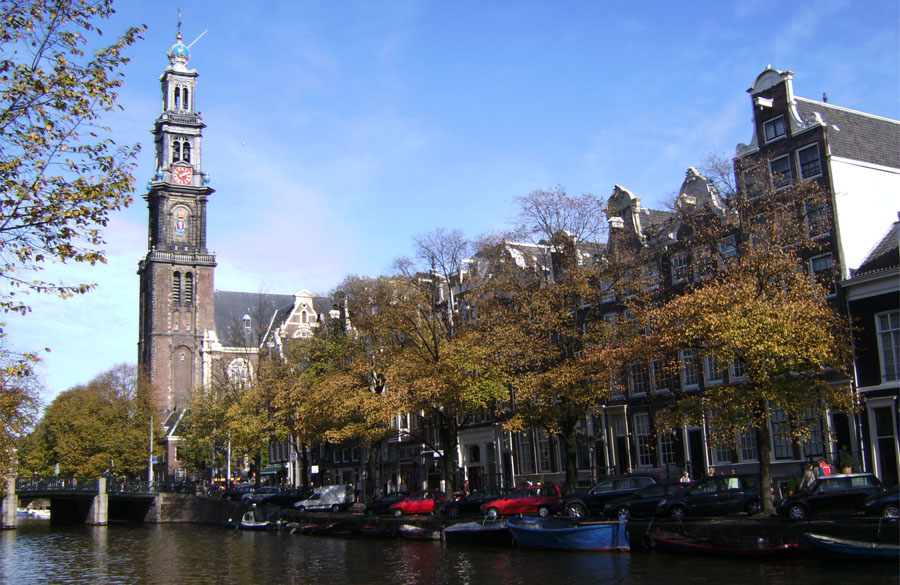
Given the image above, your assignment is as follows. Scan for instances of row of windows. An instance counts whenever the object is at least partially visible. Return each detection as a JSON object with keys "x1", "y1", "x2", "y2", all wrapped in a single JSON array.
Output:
[
  {"x1": 768, "y1": 143, "x2": 822, "y2": 189},
  {"x1": 621, "y1": 353, "x2": 747, "y2": 398}
]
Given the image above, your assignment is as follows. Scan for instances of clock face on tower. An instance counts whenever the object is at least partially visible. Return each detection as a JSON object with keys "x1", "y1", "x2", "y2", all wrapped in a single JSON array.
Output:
[{"x1": 173, "y1": 165, "x2": 193, "y2": 185}]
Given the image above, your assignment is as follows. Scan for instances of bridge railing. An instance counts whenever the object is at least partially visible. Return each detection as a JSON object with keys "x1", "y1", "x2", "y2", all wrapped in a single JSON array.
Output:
[
  {"x1": 15, "y1": 476, "x2": 199, "y2": 495},
  {"x1": 16, "y1": 477, "x2": 98, "y2": 493}
]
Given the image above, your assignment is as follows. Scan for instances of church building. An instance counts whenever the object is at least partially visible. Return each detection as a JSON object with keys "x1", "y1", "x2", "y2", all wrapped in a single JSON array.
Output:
[{"x1": 137, "y1": 33, "x2": 334, "y2": 480}]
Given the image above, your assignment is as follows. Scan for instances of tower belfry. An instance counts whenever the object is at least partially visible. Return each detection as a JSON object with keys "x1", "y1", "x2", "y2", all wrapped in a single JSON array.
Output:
[{"x1": 138, "y1": 32, "x2": 216, "y2": 414}]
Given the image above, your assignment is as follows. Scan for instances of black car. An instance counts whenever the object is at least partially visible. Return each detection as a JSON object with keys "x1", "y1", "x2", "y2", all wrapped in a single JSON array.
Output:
[
  {"x1": 363, "y1": 492, "x2": 410, "y2": 515},
  {"x1": 862, "y1": 485, "x2": 899, "y2": 519},
  {"x1": 777, "y1": 473, "x2": 885, "y2": 520},
  {"x1": 655, "y1": 474, "x2": 762, "y2": 520},
  {"x1": 260, "y1": 488, "x2": 310, "y2": 508},
  {"x1": 562, "y1": 474, "x2": 658, "y2": 519},
  {"x1": 440, "y1": 488, "x2": 512, "y2": 517},
  {"x1": 602, "y1": 482, "x2": 685, "y2": 519},
  {"x1": 222, "y1": 483, "x2": 253, "y2": 502}
]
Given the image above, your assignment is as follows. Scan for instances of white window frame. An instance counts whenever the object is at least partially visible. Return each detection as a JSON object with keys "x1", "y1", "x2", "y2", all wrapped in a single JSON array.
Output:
[
  {"x1": 769, "y1": 155, "x2": 792, "y2": 190},
  {"x1": 763, "y1": 115, "x2": 786, "y2": 143},
  {"x1": 797, "y1": 143, "x2": 822, "y2": 180},
  {"x1": 517, "y1": 432, "x2": 536, "y2": 475},
  {"x1": 804, "y1": 198, "x2": 830, "y2": 240},
  {"x1": 671, "y1": 252, "x2": 689, "y2": 284},
  {"x1": 633, "y1": 413, "x2": 653, "y2": 468},
  {"x1": 809, "y1": 253, "x2": 834, "y2": 278},
  {"x1": 718, "y1": 234, "x2": 738, "y2": 263},
  {"x1": 628, "y1": 361, "x2": 650, "y2": 396},
  {"x1": 731, "y1": 358, "x2": 748, "y2": 381},
  {"x1": 651, "y1": 359, "x2": 670, "y2": 394},
  {"x1": 658, "y1": 432, "x2": 677, "y2": 465},
  {"x1": 876, "y1": 311, "x2": 900, "y2": 383},
  {"x1": 738, "y1": 430, "x2": 758, "y2": 462},
  {"x1": 704, "y1": 356, "x2": 725, "y2": 385},
  {"x1": 642, "y1": 263, "x2": 659, "y2": 291},
  {"x1": 680, "y1": 349, "x2": 700, "y2": 390}
]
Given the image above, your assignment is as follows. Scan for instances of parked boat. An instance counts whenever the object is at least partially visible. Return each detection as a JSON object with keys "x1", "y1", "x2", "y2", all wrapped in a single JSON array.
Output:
[
  {"x1": 650, "y1": 530, "x2": 798, "y2": 557},
  {"x1": 804, "y1": 532, "x2": 900, "y2": 560},
  {"x1": 238, "y1": 510, "x2": 273, "y2": 531},
  {"x1": 398, "y1": 524, "x2": 441, "y2": 541},
  {"x1": 506, "y1": 516, "x2": 629, "y2": 551},
  {"x1": 442, "y1": 520, "x2": 513, "y2": 547},
  {"x1": 307, "y1": 520, "x2": 359, "y2": 536}
]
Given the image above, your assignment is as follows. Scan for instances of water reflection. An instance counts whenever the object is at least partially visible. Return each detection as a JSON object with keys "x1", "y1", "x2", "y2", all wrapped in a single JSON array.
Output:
[{"x1": 1, "y1": 520, "x2": 897, "y2": 585}]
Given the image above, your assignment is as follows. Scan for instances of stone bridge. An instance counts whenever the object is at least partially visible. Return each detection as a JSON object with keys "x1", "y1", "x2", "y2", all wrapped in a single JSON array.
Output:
[{"x1": 1, "y1": 476, "x2": 200, "y2": 529}]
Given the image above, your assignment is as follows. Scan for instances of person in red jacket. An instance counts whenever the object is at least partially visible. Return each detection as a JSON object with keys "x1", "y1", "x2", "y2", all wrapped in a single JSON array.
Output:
[{"x1": 816, "y1": 459, "x2": 832, "y2": 477}]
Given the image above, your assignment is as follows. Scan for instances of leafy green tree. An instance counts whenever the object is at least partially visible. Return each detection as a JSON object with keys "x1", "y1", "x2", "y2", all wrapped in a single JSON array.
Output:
[
  {"x1": 628, "y1": 172, "x2": 851, "y2": 515},
  {"x1": 19, "y1": 363, "x2": 158, "y2": 478},
  {"x1": 0, "y1": 0, "x2": 144, "y2": 321},
  {"x1": 474, "y1": 188, "x2": 615, "y2": 493}
]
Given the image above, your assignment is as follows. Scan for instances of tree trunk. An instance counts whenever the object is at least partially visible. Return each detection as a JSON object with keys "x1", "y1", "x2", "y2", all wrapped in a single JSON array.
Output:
[
  {"x1": 366, "y1": 440, "x2": 379, "y2": 502},
  {"x1": 758, "y1": 401, "x2": 775, "y2": 515},
  {"x1": 562, "y1": 416, "x2": 579, "y2": 494},
  {"x1": 438, "y1": 413, "x2": 459, "y2": 498}
]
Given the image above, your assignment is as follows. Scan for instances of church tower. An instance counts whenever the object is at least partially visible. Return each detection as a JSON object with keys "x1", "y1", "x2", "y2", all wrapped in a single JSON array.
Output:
[{"x1": 138, "y1": 31, "x2": 216, "y2": 414}]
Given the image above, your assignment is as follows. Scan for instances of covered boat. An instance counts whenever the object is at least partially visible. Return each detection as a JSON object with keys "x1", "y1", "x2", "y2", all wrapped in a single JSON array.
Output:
[
  {"x1": 650, "y1": 530, "x2": 797, "y2": 557},
  {"x1": 506, "y1": 516, "x2": 629, "y2": 551},
  {"x1": 804, "y1": 532, "x2": 900, "y2": 560},
  {"x1": 442, "y1": 520, "x2": 513, "y2": 547},
  {"x1": 238, "y1": 510, "x2": 273, "y2": 531}
]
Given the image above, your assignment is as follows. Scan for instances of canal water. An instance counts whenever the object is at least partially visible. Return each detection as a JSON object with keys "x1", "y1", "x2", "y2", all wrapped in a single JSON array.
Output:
[{"x1": 1, "y1": 518, "x2": 897, "y2": 585}]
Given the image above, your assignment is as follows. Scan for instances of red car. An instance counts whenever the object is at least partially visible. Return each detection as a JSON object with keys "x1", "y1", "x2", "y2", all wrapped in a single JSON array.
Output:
[
  {"x1": 480, "y1": 484, "x2": 563, "y2": 519},
  {"x1": 390, "y1": 489, "x2": 446, "y2": 516}
]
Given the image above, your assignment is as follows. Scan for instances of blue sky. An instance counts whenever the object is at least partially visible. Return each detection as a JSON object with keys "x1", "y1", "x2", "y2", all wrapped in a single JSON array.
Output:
[{"x1": 5, "y1": 0, "x2": 898, "y2": 403}]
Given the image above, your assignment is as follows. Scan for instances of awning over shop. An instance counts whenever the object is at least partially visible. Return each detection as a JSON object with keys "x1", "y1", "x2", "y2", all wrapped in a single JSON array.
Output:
[{"x1": 260, "y1": 465, "x2": 284, "y2": 475}]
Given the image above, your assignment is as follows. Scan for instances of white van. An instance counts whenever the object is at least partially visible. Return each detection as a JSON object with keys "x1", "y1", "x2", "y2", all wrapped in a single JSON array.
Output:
[{"x1": 293, "y1": 484, "x2": 355, "y2": 513}]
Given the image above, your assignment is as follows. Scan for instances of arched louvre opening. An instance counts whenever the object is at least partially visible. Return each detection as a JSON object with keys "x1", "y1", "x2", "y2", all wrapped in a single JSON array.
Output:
[
  {"x1": 172, "y1": 271, "x2": 182, "y2": 305},
  {"x1": 184, "y1": 272, "x2": 194, "y2": 305}
]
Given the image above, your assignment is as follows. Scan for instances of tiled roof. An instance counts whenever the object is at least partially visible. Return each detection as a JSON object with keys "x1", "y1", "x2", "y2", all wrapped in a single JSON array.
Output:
[
  {"x1": 213, "y1": 290, "x2": 295, "y2": 347},
  {"x1": 796, "y1": 98, "x2": 900, "y2": 169},
  {"x1": 853, "y1": 221, "x2": 899, "y2": 277}
]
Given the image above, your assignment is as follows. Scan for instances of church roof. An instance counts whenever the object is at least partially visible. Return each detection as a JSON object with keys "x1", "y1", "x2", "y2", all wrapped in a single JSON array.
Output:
[{"x1": 213, "y1": 290, "x2": 295, "y2": 348}]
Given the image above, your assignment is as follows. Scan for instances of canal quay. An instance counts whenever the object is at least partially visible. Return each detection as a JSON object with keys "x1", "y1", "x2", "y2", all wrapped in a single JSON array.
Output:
[{"x1": 2, "y1": 494, "x2": 897, "y2": 585}]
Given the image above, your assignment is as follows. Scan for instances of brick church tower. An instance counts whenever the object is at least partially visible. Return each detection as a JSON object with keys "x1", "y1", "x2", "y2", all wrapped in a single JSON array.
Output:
[{"x1": 138, "y1": 32, "x2": 216, "y2": 414}]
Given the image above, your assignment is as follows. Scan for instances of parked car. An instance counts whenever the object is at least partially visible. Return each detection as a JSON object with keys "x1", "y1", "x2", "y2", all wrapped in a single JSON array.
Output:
[
  {"x1": 259, "y1": 488, "x2": 310, "y2": 508},
  {"x1": 222, "y1": 483, "x2": 253, "y2": 502},
  {"x1": 363, "y1": 491, "x2": 409, "y2": 515},
  {"x1": 602, "y1": 482, "x2": 685, "y2": 519},
  {"x1": 562, "y1": 474, "x2": 658, "y2": 519},
  {"x1": 480, "y1": 484, "x2": 563, "y2": 519},
  {"x1": 390, "y1": 489, "x2": 446, "y2": 516},
  {"x1": 777, "y1": 473, "x2": 886, "y2": 520},
  {"x1": 294, "y1": 484, "x2": 356, "y2": 513},
  {"x1": 241, "y1": 486, "x2": 280, "y2": 505},
  {"x1": 655, "y1": 474, "x2": 763, "y2": 520},
  {"x1": 862, "y1": 485, "x2": 899, "y2": 519},
  {"x1": 440, "y1": 487, "x2": 512, "y2": 517}
]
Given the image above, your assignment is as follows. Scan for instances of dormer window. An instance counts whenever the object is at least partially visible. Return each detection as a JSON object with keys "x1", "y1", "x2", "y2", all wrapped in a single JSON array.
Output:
[
  {"x1": 243, "y1": 314, "x2": 251, "y2": 332},
  {"x1": 763, "y1": 115, "x2": 786, "y2": 143}
]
